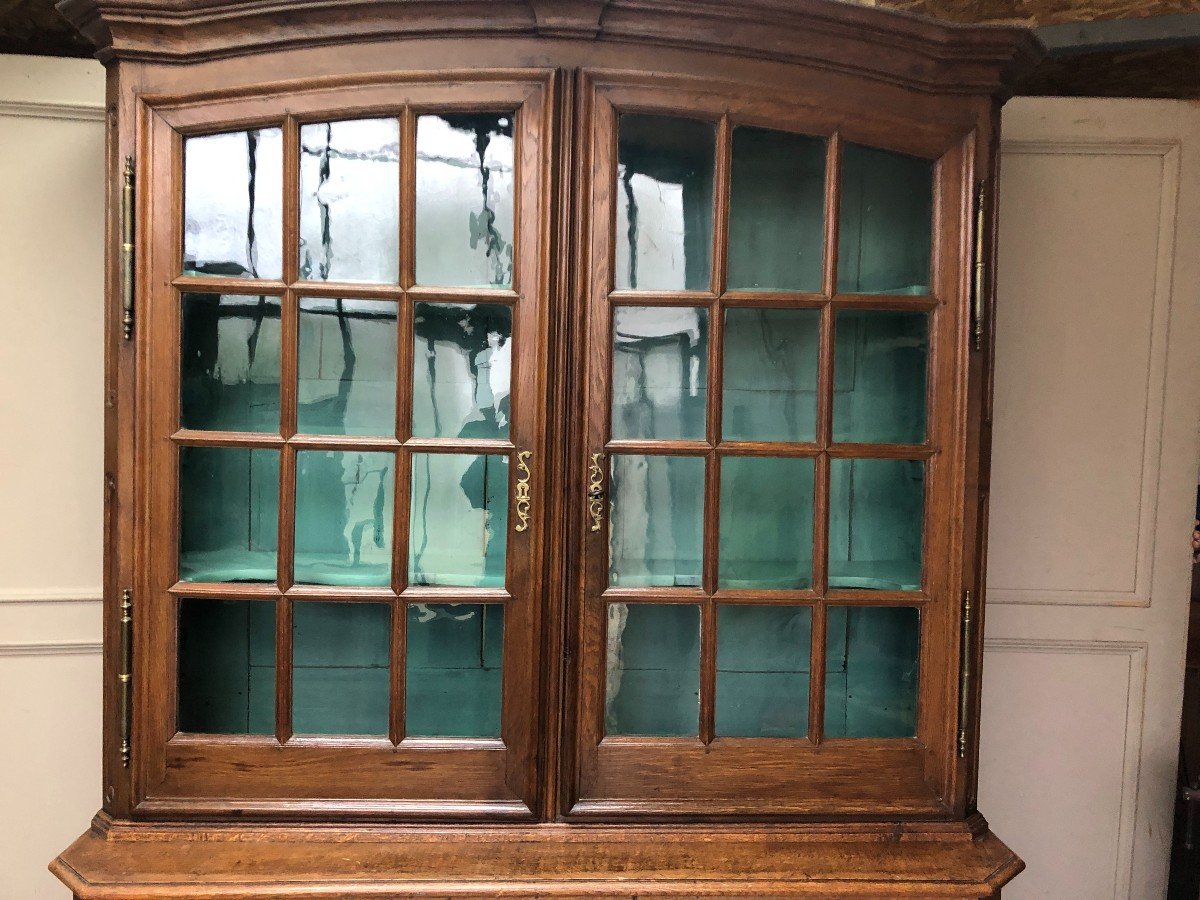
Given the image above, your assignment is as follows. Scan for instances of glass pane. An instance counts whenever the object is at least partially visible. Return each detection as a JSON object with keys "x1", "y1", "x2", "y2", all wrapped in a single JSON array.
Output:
[
  {"x1": 178, "y1": 599, "x2": 275, "y2": 734},
  {"x1": 837, "y1": 143, "x2": 933, "y2": 295},
  {"x1": 179, "y1": 447, "x2": 279, "y2": 583},
  {"x1": 606, "y1": 603, "x2": 699, "y2": 736},
  {"x1": 825, "y1": 606, "x2": 919, "y2": 738},
  {"x1": 612, "y1": 305, "x2": 707, "y2": 441},
  {"x1": 829, "y1": 458, "x2": 924, "y2": 591},
  {"x1": 299, "y1": 118, "x2": 399, "y2": 283},
  {"x1": 297, "y1": 298, "x2": 398, "y2": 436},
  {"x1": 412, "y1": 302, "x2": 513, "y2": 440},
  {"x1": 181, "y1": 293, "x2": 280, "y2": 433},
  {"x1": 292, "y1": 601, "x2": 390, "y2": 736},
  {"x1": 406, "y1": 603, "x2": 503, "y2": 738},
  {"x1": 184, "y1": 128, "x2": 282, "y2": 279},
  {"x1": 833, "y1": 310, "x2": 928, "y2": 445},
  {"x1": 616, "y1": 114, "x2": 715, "y2": 292},
  {"x1": 719, "y1": 456, "x2": 814, "y2": 590},
  {"x1": 721, "y1": 308, "x2": 819, "y2": 442},
  {"x1": 608, "y1": 455, "x2": 704, "y2": 588},
  {"x1": 716, "y1": 604, "x2": 811, "y2": 738},
  {"x1": 409, "y1": 454, "x2": 507, "y2": 587},
  {"x1": 728, "y1": 127, "x2": 826, "y2": 292},
  {"x1": 415, "y1": 113, "x2": 514, "y2": 288},
  {"x1": 294, "y1": 451, "x2": 394, "y2": 587}
]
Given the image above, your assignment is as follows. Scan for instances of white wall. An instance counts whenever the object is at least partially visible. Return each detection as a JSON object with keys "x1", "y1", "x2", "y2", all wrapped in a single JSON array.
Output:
[{"x1": 0, "y1": 54, "x2": 106, "y2": 899}]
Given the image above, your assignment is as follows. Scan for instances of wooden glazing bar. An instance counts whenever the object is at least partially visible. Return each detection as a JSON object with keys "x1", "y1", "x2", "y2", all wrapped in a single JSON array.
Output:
[
  {"x1": 607, "y1": 290, "x2": 715, "y2": 306},
  {"x1": 395, "y1": 737, "x2": 507, "y2": 752},
  {"x1": 167, "y1": 582, "x2": 281, "y2": 599},
  {"x1": 282, "y1": 116, "x2": 300, "y2": 286},
  {"x1": 282, "y1": 735, "x2": 395, "y2": 749},
  {"x1": 823, "y1": 592, "x2": 931, "y2": 604},
  {"x1": 703, "y1": 302, "x2": 723, "y2": 594},
  {"x1": 403, "y1": 437, "x2": 515, "y2": 453},
  {"x1": 831, "y1": 293, "x2": 940, "y2": 311},
  {"x1": 396, "y1": 293, "x2": 415, "y2": 443},
  {"x1": 710, "y1": 589, "x2": 819, "y2": 604},
  {"x1": 400, "y1": 107, "x2": 416, "y2": 290},
  {"x1": 290, "y1": 281, "x2": 405, "y2": 300},
  {"x1": 287, "y1": 435, "x2": 402, "y2": 451},
  {"x1": 601, "y1": 587, "x2": 706, "y2": 603},
  {"x1": 392, "y1": 447, "x2": 412, "y2": 593},
  {"x1": 605, "y1": 439, "x2": 709, "y2": 455},
  {"x1": 389, "y1": 597, "x2": 406, "y2": 745},
  {"x1": 171, "y1": 275, "x2": 288, "y2": 296},
  {"x1": 400, "y1": 586, "x2": 512, "y2": 602},
  {"x1": 711, "y1": 114, "x2": 732, "y2": 297},
  {"x1": 406, "y1": 286, "x2": 520, "y2": 304},
  {"x1": 822, "y1": 132, "x2": 842, "y2": 301},
  {"x1": 284, "y1": 585, "x2": 398, "y2": 602},
  {"x1": 719, "y1": 291, "x2": 826, "y2": 308},
  {"x1": 716, "y1": 440, "x2": 821, "y2": 457},
  {"x1": 275, "y1": 597, "x2": 293, "y2": 744},
  {"x1": 276, "y1": 444, "x2": 297, "y2": 592},
  {"x1": 808, "y1": 600, "x2": 826, "y2": 745},
  {"x1": 699, "y1": 599, "x2": 717, "y2": 745},
  {"x1": 827, "y1": 444, "x2": 935, "y2": 460},
  {"x1": 279, "y1": 290, "x2": 299, "y2": 441},
  {"x1": 171, "y1": 430, "x2": 284, "y2": 448}
]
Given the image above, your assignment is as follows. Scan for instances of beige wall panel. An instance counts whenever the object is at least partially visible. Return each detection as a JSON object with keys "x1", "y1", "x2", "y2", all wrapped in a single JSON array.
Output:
[{"x1": 0, "y1": 54, "x2": 105, "y2": 899}]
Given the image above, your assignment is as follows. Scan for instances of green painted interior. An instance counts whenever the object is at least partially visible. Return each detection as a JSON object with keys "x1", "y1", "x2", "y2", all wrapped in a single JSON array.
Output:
[
  {"x1": 833, "y1": 310, "x2": 928, "y2": 444},
  {"x1": 292, "y1": 601, "x2": 390, "y2": 736},
  {"x1": 718, "y1": 456, "x2": 815, "y2": 590},
  {"x1": 406, "y1": 604, "x2": 504, "y2": 738},
  {"x1": 825, "y1": 606, "x2": 920, "y2": 738},
  {"x1": 727, "y1": 127, "x2": 826, "y2": 292},
  {"x1": 606, "y1": 603, "x2": 701, "y2": 737},
  {"x1": 829, "y1": 457, "x2": 924, "y2": 591},
  {"x1": 608, "y1": 454, "x2": 705, "y2": 588},
  {"x1": 177, "y1": 598, "x2": 275, "y2": 735},
  {"x1": 716, "y1": 604, "x2": 812, "y2": 738}
]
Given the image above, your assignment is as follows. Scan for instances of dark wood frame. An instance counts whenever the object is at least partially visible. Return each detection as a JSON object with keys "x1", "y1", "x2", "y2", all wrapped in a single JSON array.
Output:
[{"x1": 51, "y1": 0, "x2": 1043, "y2": 894}]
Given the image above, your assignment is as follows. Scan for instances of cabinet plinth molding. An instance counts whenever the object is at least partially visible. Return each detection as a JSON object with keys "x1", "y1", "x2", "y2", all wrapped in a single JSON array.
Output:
[{"x1": 50, "y1": 0, "x2": 1041, "y2": 895}]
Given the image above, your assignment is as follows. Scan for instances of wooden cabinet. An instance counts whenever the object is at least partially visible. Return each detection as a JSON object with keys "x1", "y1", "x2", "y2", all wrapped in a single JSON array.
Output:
[{"x1": 50, "y1": 1, "x2": 1042, "y2": 896}]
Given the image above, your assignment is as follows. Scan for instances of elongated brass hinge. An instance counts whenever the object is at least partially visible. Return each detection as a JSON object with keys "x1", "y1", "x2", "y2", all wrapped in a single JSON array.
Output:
[
  {"x1": 971, "y1": 182, "x2": 987, "y2": 352},
  {"x1": 957, "y1": 589, "x2": 974, "y2": 758},
  {"x1": 121, "y1": 156, "x2": 135, "y2": 340},
  {"x1": 119, "y1": 588, "x2": 133, "y2": 767}
]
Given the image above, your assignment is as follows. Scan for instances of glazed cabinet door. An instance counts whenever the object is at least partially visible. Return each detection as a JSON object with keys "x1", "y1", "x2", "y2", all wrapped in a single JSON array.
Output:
[
  {"x1": 134, "y1": 73, "x2": 555, "y2": 818},
  {"x1": 566, "y1": 74, "x2": 977, "y2": 818}
]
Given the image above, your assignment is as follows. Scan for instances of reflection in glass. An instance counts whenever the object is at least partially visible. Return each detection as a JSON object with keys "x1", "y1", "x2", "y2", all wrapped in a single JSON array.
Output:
[
  {"x1": 612, "y1": 306, "x2": 707, "y2": 441},
  {"x1": 181, "y1": 293, "x2": 281, "y2": 432},
  {"x1": 294, "y1": 451, "x2": 394, "y2": 587},
  {"x1": 616, "y1": 115, "x2": 715, "y2": 291},
  {"x1": 184, "y1": 128, "x2": 282, "y2": 279},
  {"x1": 825, "y1": 606, "x2": 919, "y2": 738},
  {"x1": 297, "y1": 298, "x2": 398, "y2": 436},
  {"x1": 829, "y1": 458, "x2": 924, "y2": 591},
  {"x1": 299, "y1": 118, "x2": 400, "y2": 283},
  {"x1": 412, "y1": 303, "x2": 512, "y2": 440},
  {"x1": 722, "y1": 308, "x2": 819, "y2": 442},
  {"x1": 409, "y1": 454, "x2": 508, "y2": 587},
  {"x1": 292, "y1": 601, "x2": 390, "y2": 736},
  {"x1": 179, "y1": 447, "x2": 279, "y2": 583},
  {"x1": 719, "y1": 456, "x2": 814, "y2": 589},
  {"x1": 406, "y1": 603, "x2": 503, "y2": 738},
  {"x1": 716, "y1": 604, "x2": 811, "y2": 737},
  {"x1": 833, "y1": 310, "x2": 928, "y2": 445},
  {"x1": 837, "y1": 143, "x2": 933, "y2": 295},
  {"x1": 606, "y1": 603, "x2": 700, "y2": 736},
  {"x1": 416, "y1": 114, "x2": 514, "y2": 288},
  {"x1": 178, "y1": 599, "x2": 275, "y2": 734},
  {"x1": 609, "y1": 455, "x2": 704, "y2": 588},
  {"x1": 728, "y1": 127, "x2": 826, "y2": 292}
]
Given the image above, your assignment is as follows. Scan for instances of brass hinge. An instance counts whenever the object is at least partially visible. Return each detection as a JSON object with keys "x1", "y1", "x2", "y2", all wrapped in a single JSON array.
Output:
[
  {"x1": 971, "y1": 181, "x2": 987, "y2": 352},
  {"x1": 118, "y1": 587, "x2": 132, "y2": 767},
  {"x1": 957, "y1": 589, "x2": 974, "y2": 758},
  {"x1": 121, "y1": 156, "x2": 135, "y2": 340}
]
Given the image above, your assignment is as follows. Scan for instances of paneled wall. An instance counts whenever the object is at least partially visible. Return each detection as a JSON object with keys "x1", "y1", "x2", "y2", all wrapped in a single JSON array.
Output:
[{"x1": 0, "y1": 54, "x2": 106, "y2": 899}]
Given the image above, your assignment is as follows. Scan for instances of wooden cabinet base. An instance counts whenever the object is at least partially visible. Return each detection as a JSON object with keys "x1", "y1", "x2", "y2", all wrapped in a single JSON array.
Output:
[{"x1": 53, "y1": 812, "x2": 1022, "y2": 899}]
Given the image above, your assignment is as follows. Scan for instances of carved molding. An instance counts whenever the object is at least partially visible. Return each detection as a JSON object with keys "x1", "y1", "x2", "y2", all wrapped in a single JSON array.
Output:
[
  {"x1": 0, "y1": 640, "x2": 103, "y2": 657},
  {"x1": 55, "y1": 0, "x2": 1043, "y2": 97},
  {"x1": 0, "y1": 100, "x2": 105, "y2": 121},
  {"x1": 0, "y1": 588, "x2": 103, "y2": 605}
]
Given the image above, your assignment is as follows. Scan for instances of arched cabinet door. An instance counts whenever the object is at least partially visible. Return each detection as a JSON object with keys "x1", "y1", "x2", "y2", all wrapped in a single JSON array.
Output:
[
  {"x1": 568, "y1": 73, "x2": 976, "y2": 818},
  {"x1": 136, "y1": 73, "x2": 556, "y2": 819}
]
